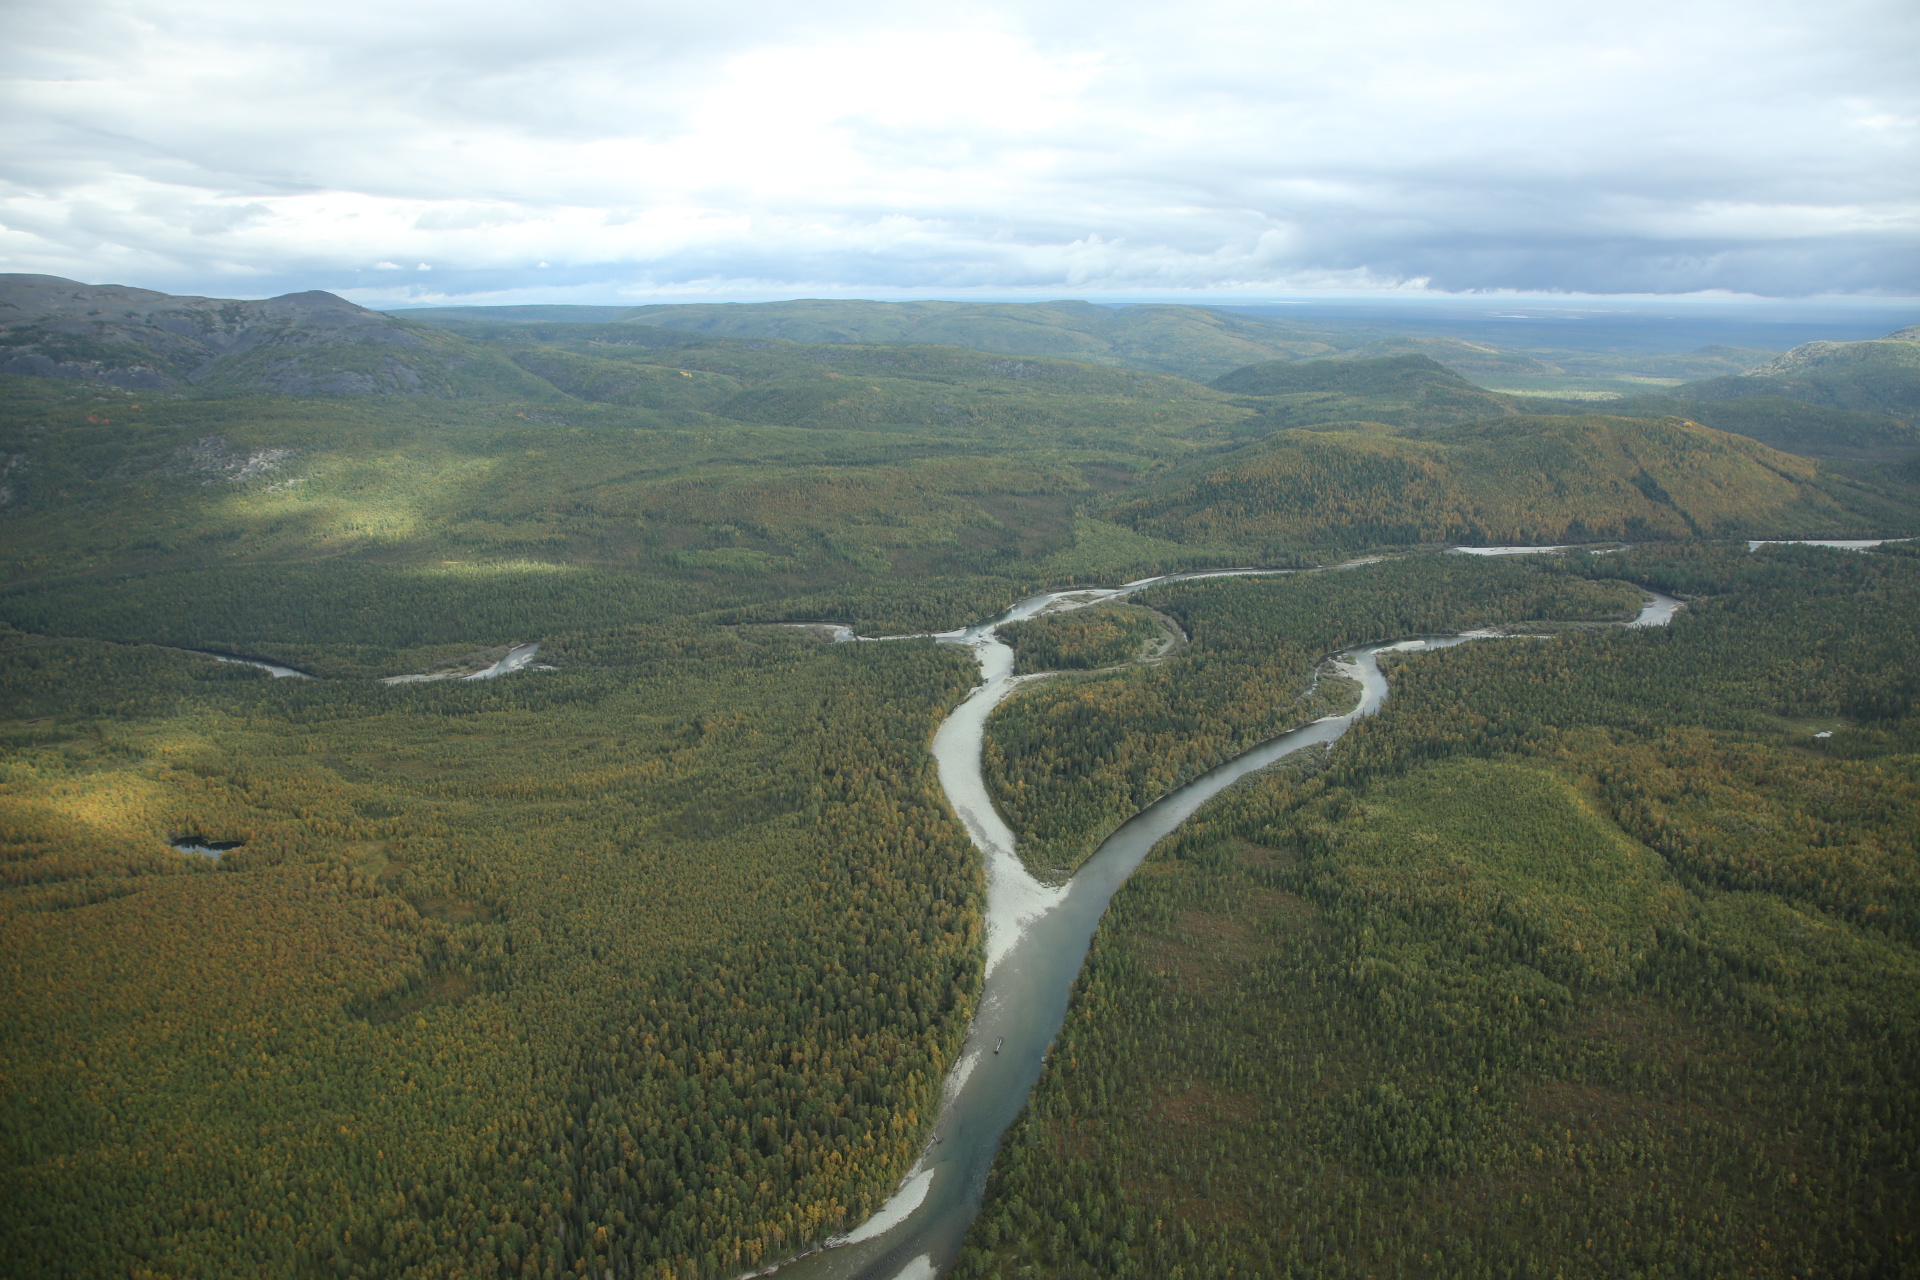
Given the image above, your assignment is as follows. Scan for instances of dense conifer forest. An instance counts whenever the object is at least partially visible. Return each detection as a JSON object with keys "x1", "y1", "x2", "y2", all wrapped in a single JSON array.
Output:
[
  {"x1": 987, "y1": 558, "x2": 1646, "y2": 873},
  {"x1": 3, "y1": 285, "x2": 1918, "y2": 1278},
  {"x1": 3, "y1": 625, "x2": 985, "y2": 1277},
  {"x1": 958, "y1": 545, "x2": 1920, "y2": 1278}
]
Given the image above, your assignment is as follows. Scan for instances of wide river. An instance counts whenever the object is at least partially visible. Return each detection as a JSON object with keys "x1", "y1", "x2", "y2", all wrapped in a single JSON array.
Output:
[{"x1": 767, "y1": 565, "x2": 1680, "y2": 1280}]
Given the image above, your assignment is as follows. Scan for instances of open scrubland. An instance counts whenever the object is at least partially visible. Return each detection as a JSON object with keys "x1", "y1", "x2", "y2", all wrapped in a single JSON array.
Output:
[{"x1": 3, "y1": 282, "x2": 1918, "y2": 1278}]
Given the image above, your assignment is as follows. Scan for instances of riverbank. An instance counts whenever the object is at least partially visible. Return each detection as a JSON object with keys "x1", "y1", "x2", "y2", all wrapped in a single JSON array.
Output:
[{"x1": 768, "y1": 553, "x2": 1681, "y2": 1280}]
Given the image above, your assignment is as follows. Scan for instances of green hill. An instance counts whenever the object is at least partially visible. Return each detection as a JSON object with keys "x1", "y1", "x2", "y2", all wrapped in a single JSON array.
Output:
[
  {"x1": 618, "y1": 299, "x2": 1370, "y2": 380},
  {"x1": 1460, "y1": 344, "x2": 1780, "y2": 399},
  {"x1": 1536, "y1": 327, "x2": 1920, "y2": 461},
  {"x1": 1212, "y1": 352, "x2": 1499, "y2": 398},
  {"x1": 1596, "y1": 393, "x2": 1920, "y2": 460},
  {"x1": 399, "y1": 302, "x2": 1806, "y2": 402},
  {"x1": 1099, "y1": 414, "x2": 1920, "y2": 552},
  {"x1": 0, "y1": 274, "x2": 556, "y2": 400},
  {"x1": 1674, "y1": 326, "x2": 1920, "y2": 417},
  {"x1": 1208, "y1": 354, "x2": 1525, "y2": 432},
  {"x1": 400, "y1": 298, "x2": 1374, "y2": 382},
  {"x1": 1301, "y1": 334, "x2": 1562, "y2": 379},
  {"x1": 6, "y1": 281, "x2": 1920, "y2": 1280}
]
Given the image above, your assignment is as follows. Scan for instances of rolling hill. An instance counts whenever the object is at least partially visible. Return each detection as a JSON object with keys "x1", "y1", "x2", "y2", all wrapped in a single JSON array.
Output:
[
  {"x1": 408, "y1": 300, "x2": 1799, "y2": 397},
  {"x1": 1296, "y1": 333, "x2": 1561, "y2": 379},
  {"x1": 1550, "y1": 325, "x2": 1920, "y2": 462},
  {"x1": 1673, "y1": 325, "x2": 1920, "y2": 418},
  {"x1": 1098, "y1": 413, "x2": 1920, "y2": 552},
  {"x1": 0, "y1": 275, "x2": 555, "y2": 399},
  {"x1": 1595, "y1": 394, "x2": 1920, "y2": 460},
  {"x1": 6, "y1": 280, "x2": 1920, "y2": 1280},
  {"x1": 1209, "y1": 354, "x2": 1530, "y2": 432},
  {"x1": 411, "y1": 298, "x2": 1374, "y2": 381}
]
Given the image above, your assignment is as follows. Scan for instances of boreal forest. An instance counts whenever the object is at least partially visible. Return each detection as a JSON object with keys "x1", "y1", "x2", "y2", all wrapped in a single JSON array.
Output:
[{"x1": 3, "y1": 278, "x2": 1918, "y2": 1280}]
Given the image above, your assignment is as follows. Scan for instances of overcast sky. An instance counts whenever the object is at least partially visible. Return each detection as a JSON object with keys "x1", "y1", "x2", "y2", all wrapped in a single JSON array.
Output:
[{"x1": 3, "y1": 0, "x2": 1915, "y2": 305}]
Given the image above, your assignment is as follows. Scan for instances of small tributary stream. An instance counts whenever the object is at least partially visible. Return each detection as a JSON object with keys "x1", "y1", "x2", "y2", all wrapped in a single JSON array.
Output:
[{"x1": 768, "y1": 563, "x2": 1680, "y2": 1280}]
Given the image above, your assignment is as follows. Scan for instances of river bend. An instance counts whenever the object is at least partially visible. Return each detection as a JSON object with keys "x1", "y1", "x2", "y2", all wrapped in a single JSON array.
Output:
[{"x1": 768, "y1": 568, "x2": 1679, "y2": 1280}]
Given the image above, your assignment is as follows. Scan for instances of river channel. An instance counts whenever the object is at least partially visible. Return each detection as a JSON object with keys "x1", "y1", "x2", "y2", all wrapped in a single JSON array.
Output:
[{"x1": 768, "y1": 565, "x2": 1680, "y2": 1280}]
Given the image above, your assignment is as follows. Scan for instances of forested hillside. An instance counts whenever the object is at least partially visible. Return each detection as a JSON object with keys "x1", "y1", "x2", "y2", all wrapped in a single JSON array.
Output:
[
  {"x1": 0, "y1": 276, "x2": 555, "y2": 399},
  {"x1": 1582, "y1": 326, "x2": 1920, "y2": 462},
  {"x1": 1676, "y1": 327, "x2": 1920, "y2": 418},
  {"x1": 1207, "y1": 355, "x2": 1525, "y2": 432},
  {"x1": 4, "y1": 281, "x2": 1918, "y2": 1279},
  {"x1": 2, "y1": 620, "x2": 984, "y2": 1278},
  {"x1": 1596, "y1": 394, "x2": 1920, "y2": 460},
  {"x1": 1097, "y1": 414, "x2": 1920, "y2": 555},
  {"x1": 416, "y1": 298, "x2": 1371, "y2": 382},
  {"x1": 959, "y1": 544, "x2": 1920, "y2": 1278},
  {"x1": 0, "y1": 353, "x2": 1240, "y2": 670},
  {"x1": 988, "y1": 557, "x2": 1646, "y2": 872}
]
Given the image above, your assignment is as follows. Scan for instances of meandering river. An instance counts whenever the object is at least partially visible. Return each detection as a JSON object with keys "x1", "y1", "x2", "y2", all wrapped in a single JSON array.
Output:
[
  {"x1": 166, "y1": 550, "x2": 1674, "y2": 1276},
  {"x1": 768, "y1": 566, "x2": 1680, "y2": 1280}
]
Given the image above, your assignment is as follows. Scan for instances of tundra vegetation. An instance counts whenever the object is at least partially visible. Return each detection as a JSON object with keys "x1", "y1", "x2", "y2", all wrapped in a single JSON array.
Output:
[{"x1": 1, "y1": 282, "x2": 1917, "y2": 1278}]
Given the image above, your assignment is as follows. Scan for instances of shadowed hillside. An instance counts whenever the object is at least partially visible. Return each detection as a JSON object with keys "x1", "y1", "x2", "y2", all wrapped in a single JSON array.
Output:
[
  {"x1": 0, "y1": 275, "x2": 555, "y2": 399},
  {"x1": 1551, "y1": 326, "x2": 1920, "y2": 462}
]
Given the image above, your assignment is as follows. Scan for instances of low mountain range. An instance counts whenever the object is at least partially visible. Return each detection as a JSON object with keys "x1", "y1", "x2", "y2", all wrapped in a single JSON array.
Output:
[
  {"x1": 3, "y1": 276, "x2": 1916, "y2": 570},
  {"x1": 0, "y1": 275, "x2": 552, "y2": 398},
  {"x1": 411, "y1": 296, "x2": 1363, "y2": 380},
  {"x1": 1675, "y1": 326, "x2": 1920, "y2": 418},
  {"x1": 1581, "y1": 327, "x2": 1920, "y2": 460},
  {"x1": 10, "y1": 276, "x2": 1911, "y2": 445},
  {"x1": 4, "y1": 272, "x2": 1915, "y2": 1280},
  {"x1": 1099, "y1": 413, "x2": 1914, "y2": 554}
]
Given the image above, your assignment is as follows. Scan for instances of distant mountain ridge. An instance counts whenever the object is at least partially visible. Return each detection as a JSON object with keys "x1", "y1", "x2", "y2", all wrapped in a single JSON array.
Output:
[
  {"x1": 1099, "y1": 414, "x2": 1916, "y2": 552},
  {"x1": 1208, "y1": 354, "x2": 1528, "y2": 432},
  {"x1": 1670, "y1": 325, "x2": 1920, "y2": 418},
  {"x1": 7, "y1": 277, "x2": 1915, "y2": 469},
  {"x1": 408, "y1": 298, "x2": 1792, "y2": 389},
  {"x1": 0, "y1": 274, "x2": 553, "y2": 398},
  {"x1": 1295, "y1": 333, "x2": 1561, "y2": 378},
  {"x1": 419, "y1": 297, "x2": 1368, "y2": 381}
]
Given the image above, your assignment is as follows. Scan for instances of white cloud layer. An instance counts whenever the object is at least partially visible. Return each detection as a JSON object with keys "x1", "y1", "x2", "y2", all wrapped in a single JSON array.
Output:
[{"x1": 2, "y1": 0, "x2": 1915, "y2": 301}]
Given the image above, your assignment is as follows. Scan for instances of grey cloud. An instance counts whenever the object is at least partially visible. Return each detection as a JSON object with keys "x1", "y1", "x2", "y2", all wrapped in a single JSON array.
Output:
[{"x1": 1, "y1": 0, "x2": 1913, "y2": 301}]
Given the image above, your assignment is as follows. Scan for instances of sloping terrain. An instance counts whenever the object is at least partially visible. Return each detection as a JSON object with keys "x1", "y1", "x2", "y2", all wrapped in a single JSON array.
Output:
[
  {"x1": 1598, "y1": 394, "x2": 1920, "y2": 460},
  {"x1": 1209, "y1": 354, "x2": 1524, "y2": 432},
  {"x1": 0, "y1": 275, "x2": 553, "y2": 399},
  {"x1": 618, "y1": 299, "x2": 1364, "y2": 380},
  {"x1": 1300, "y1": 334, "x2": 1561, "y2": 379},
  {"x1": 412, "y1": 298, "x2": 1372, "y2": 381},
  {"x1": 1675, "y1": 326, "x2": 1920, "y2": 417},
  {"x1": 406, "y1": 301, "x2": 1794, "y2": 397},
  {"x1": 1550, "y1": 326, "x2": 1920, "y2": 461},
  {"x1": 1099, "y1": 413, "x2": 1919, "y2": 552},
  {"x1": 5, "y1": 282, "x2": 1920, "y2": 1280},
  {"x1": 1212, "y1": 352, "x2": 1482, "y2": 397}
]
